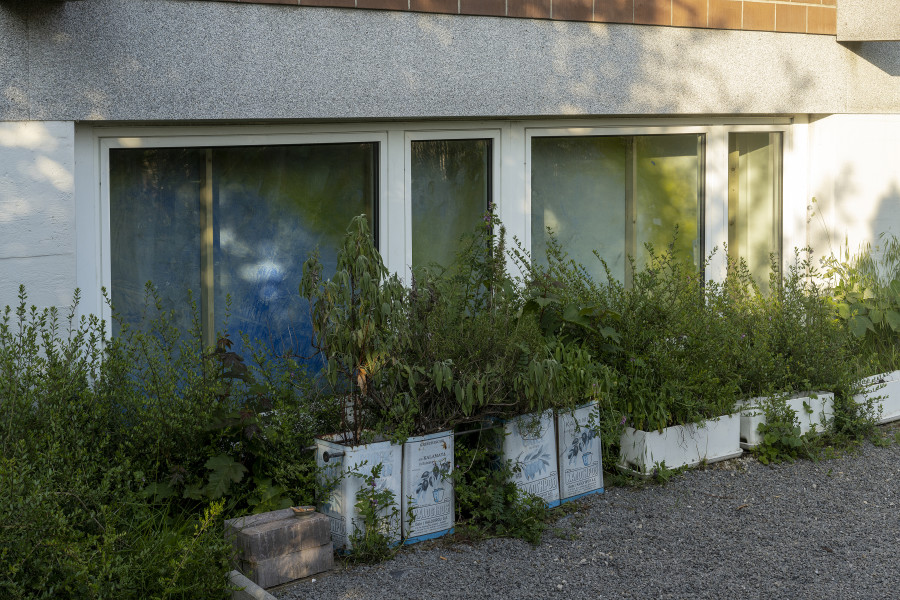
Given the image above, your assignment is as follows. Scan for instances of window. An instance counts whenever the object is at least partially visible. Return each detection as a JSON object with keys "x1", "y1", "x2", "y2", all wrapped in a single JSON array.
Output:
[
  {"x1": 531, "y1": 134, "x2": 704, "y2": 284},
  {"x1": 109, "y1": 143, "x2": 377, "y2": 356},
  {"x1": 410, "y1": 138, "x2": 492, "y2": 270},
  {"x1": 728, "y1": 132, "x2": 783, "y2": 291}
]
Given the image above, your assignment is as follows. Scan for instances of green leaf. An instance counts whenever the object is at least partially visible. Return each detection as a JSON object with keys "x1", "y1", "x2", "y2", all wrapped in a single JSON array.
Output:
[
  {"x1": 836, "y1": 303, "x2": 851, "y2": 320},
  {"x1": 183, "y1": 484, "x2": 204, "y2": 501},
  {"x1": 889, "y1": 280, "x2": 900, "y2": 302},
  {"x1": 885, "y1": 310, "x2": 900, "y2": 332},
  {"x1": 204, "y1": 454, "x2": 248, "y2": 499},
  {"x1": 848, "y1": 314, "x2": 873, "y2": 338},
  {"x1": 434, "y1": 363, "x2": 443, "y2": 391},
  {"x1": 141, "y1": 482, "x2": 174, "y2": 502},
  {"x1": 562, "y1": 303, "x2": 592, "y2": 329}
]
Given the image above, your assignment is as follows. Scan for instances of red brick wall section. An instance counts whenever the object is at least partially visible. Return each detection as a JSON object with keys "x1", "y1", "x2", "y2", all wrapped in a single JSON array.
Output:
[{"x1": 210, "y1": 0, "x2": 837, "y2": 35}]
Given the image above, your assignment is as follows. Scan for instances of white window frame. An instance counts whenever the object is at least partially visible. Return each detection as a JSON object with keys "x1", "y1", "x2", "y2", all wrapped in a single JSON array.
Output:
[
  {"x1": 722, "y1": 123, "x2": 798, "y2": 278},
  {"x1": 523, "y1": 120, "x2": 795, "y2": 282},
  {"x1": 80, "y1": 127, "x2": 390, "y2": 327},
  {"x1": 74, "y1": 117, "x2": 799, "y2": 326}
]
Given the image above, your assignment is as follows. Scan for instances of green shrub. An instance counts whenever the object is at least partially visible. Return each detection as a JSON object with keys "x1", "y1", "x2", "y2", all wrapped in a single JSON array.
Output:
[
  {"x1": 520, "y1": 234, "x2": 748, "y2": 432},
  {"x1": 301, "y1": 213, "x2": 610, "y2": 442},
  {"x1": 0, "y1": 285, "x2": 333, "y2": 597},
  {"x1": 753, "y1": 249, "x2": 855, "y2": 395},
  {"x1": 451, "y1": 428, "x2": 548, "y2": 545},
  {"x1": 824, "y1": 233, "x2": 900, "y2": 376}
]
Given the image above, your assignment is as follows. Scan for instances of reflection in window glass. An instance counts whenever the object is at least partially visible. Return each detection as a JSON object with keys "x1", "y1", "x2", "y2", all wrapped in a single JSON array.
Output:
[
  {"x1": 634, "y1": 135, "x2": 702, "y2": 272},
  {"x1": 110, "y1": 149, "x2": 205, "y2": 338},
  {"x1": 728, "y1": 132, "x2": 782, "y2": 292},
  {"x1": 531, "y1": 136, "x2": 627, "y2": 282},
  {"x1": 411, "y1": 139, "x2": 490, "y2": 270},
  {"x1": 110, "y1": 143, "x2": 376, "y2": 358},
  {"x1": 531, "y1": 134, "x2": 703, "y2": 284}
]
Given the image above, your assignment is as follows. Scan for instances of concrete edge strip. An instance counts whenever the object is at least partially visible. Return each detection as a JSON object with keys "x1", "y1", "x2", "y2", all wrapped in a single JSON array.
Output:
[{"x1": 229, "y1": 570, "x2": 278, "y2": 600}]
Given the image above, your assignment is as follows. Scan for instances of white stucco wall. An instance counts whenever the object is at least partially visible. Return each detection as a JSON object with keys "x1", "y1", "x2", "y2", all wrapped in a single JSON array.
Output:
[
  {"x1": 0, "y1": 121, "x2": 76, "y2": 310},
  {"x1": 808, "y1": 114, "x2": 900, "y2": 261}
]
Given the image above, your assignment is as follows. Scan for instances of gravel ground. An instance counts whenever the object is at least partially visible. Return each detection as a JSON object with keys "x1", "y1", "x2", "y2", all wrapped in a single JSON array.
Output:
[{"x1": 274, "y1": 432, "x2": 900, "y2": 600}]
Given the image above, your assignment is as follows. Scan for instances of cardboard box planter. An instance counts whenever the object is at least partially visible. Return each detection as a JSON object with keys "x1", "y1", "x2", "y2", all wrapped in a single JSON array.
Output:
[
  {"x1": 315, "y1": 433, "x2": 402, "y2": 552},
  {"x1": 556, "y1": 402, "x2": 604, "y2": 503},
  {"x1": 501, "y1": 409, "x2": 561, "y2": 508},
  {"x1": 738, "y1": 392, "x2": 834, "y2": 449},
  {"x1": 618, "y1": 414, "x2": 742, "y2": 475},
  {"x1": 854, "y1": 370, "x2": 900, "y2": 424},
  {"x1": 401, "y1": 430, "x2": 455, "y2": 544}
]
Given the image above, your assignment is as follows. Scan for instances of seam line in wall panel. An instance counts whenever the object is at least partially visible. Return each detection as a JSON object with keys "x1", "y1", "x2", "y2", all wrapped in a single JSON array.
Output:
[{"x1": 0, "y1": 253, "x2": 73, "y2": 260}]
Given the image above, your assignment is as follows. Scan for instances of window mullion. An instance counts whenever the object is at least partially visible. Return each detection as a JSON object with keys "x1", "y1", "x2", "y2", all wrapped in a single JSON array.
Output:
[
  {"x1": 625, "y1": 137, "x2": 636, "y2": 290},
  {"x1": 200, "y1": 148, "x2": 215, "y2": 350}
]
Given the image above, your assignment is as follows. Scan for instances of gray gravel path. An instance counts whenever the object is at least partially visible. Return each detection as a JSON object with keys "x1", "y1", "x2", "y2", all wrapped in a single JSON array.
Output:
[{"x1": 274, "y1": 436, "x2": 900, "y2": 600}]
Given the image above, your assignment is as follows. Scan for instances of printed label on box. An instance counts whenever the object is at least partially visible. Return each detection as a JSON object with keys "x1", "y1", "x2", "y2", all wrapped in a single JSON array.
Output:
[
  {"x1": 557, "y1": 402, "x2": 603, "y2": 500},
  {"x1": 402, "y1": 431, "x2": 454, "y2": 540},
  {"x1": 503, "y1": 410, "x2": 560, "y2": 506}
]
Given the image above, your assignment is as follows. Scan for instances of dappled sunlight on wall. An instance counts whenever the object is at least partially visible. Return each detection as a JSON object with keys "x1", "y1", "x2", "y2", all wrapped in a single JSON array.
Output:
[
  {"x1": 0, "y1": 121, "x2": 76, "y2": 309},
  {"x1": 808, "y1": 115, "x2": 900, "y2": 264}
]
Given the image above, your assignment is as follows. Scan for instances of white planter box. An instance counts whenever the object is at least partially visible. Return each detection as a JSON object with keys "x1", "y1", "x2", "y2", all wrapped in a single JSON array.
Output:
[
  {"x1": 854, "y1": 370, "x2": 900, "y2": 424},
  {"x1": 738, "y1": 391, "x2": 834, "y2": 449},
  {"x1": 502, "y1": 409, "x2": 560, "y2": 508},
  {"x1": 556, "y1": 402, "x2": 604, "y2": 503},
  {"x1": 618, "y1": 414, "x2": 742, "y2": 475},
  {"x1": 315, "y1": 433, "x2": 402, "y2": 552},
  {"x1": 401, "y1": 430, "x2": 454, "y2": 544}
]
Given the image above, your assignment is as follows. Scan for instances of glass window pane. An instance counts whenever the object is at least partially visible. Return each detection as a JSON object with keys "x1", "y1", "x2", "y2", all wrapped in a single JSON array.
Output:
[
  {"x1": 411, "y1": 139, "x2": 490, "y2": 270},
  {"x1": 110, "y1": 143, "x2": 377, "y2": 361},
  {"x1": 531, "y1": 136, "x2": 628, "y2": 282},
  {"x1": 213, "y1": 143, "x2": 376, "y2": 357},
  {"x1": 634, "y1": 134, "x2": 703, "y2": 272},
  {"x1": 728, "y1": 132, "x2": 782, "y2": 292},
  {"x1": 109, "y1": 148, "x2": 205, "y2": 337}
]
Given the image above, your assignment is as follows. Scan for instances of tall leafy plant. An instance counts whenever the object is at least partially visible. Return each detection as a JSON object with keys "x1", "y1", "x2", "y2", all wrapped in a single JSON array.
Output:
[{"x1": 300, "y1": 215, "x2": 407, "y2": 445}]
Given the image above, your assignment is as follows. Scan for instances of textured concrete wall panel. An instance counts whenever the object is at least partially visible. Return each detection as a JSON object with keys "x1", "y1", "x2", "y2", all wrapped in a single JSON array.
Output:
[
  {"x1": 0, "y1": 122, "x2": 76, "y2": 308},
  {"x1": 838, "y1": 0, "x2": 900, "y2": 42},
  {"x1": 847, "y1": 43, "x2": 900, "y2": 113},
  {"x1": 3, "y1": 0, "x2": 896, "y2": 121},
  {"x1": 0, "y1": 4, "x2": 29, "y2": 120}
]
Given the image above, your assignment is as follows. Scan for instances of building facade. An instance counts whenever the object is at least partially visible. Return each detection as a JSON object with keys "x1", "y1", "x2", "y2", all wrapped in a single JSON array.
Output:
[{"x1": 1, "y1": 0, "x2": 899, "y2": 348}]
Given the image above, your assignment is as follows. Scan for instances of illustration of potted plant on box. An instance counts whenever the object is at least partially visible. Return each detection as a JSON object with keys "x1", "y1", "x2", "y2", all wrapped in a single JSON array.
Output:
[
  {"x1": 415, "y1": 460, "x2": 452, "y2": 503},
  {"x1": 566, "y1": 428, "x2": 598, "y2": 466},
  {"x1": 520, "y1": 447, "x2": 553, "y2": 481}
]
